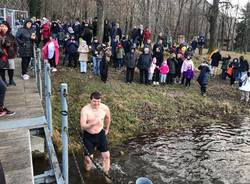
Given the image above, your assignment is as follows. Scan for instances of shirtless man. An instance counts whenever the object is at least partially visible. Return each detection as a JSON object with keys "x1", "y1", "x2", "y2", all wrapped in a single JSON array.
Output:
[{"x1": 80, "y1": 91, "x2": 111, "y2": 175}]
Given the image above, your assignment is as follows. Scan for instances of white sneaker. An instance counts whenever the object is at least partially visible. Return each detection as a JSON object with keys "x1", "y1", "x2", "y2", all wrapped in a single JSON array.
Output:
[
  {"x1": 52, "y1": 68, "x2": 57, "y2": 72},
  {"x1": 21, "y1": 74, "x2": 30, "y2": 80},
  {"x1": 156, "y1": 82, "x2": 160, "y2": 85}
]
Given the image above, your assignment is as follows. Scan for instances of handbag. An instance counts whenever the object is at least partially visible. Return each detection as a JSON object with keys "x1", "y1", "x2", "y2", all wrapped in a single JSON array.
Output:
[
  {"x1": 0, "y1": 47, "x2": 9, "y2": 69},
  {"x1": 226, "y1": 67, "x2": 233, "y2": 77}
]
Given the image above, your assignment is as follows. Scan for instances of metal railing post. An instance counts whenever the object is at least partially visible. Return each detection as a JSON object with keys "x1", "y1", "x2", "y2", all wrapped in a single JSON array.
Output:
[
  {"x1": 60, "y1": 83, "x2": 68, "y2": 184},
  {"x1": 33, "y1": 45, "x2": 38, "y2": 88},
  {"x1": 44, "y1": 61, "x2": 53, "y2": 134},
  {"x1": 37, "y1": 48, "x2": 43, "y2": 99}
]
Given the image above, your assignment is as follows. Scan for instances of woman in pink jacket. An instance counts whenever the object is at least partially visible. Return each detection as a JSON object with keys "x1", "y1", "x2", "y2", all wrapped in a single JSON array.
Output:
[{"x1": 42, "y1": 36, "x2": 60, "y2": 72}]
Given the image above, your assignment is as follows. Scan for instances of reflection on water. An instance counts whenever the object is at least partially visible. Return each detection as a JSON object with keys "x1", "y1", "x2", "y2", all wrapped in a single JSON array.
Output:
[
  {"x1": 115, "y1": 116, "x2": 250, "y2": 184},
  {"x1": 39, "y1": 116, "x2": 250, "y2": 184}
]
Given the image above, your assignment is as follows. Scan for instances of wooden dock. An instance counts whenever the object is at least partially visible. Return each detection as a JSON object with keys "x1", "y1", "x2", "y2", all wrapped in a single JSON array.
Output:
[{"x1": 0, "y1": 59, "x2": 47, "y2": 184}]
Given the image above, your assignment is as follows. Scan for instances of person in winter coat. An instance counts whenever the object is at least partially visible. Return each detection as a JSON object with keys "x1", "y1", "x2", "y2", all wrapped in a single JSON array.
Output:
[
  {"x1": 159, "y1": 60, "x2": 169, "y2": 84},
  {"x1": 197, "y1": 60, "x2": 210, "y2": 96},
  {"x1": 238, "y1": 56, "x2": 249, "y2": 83},
  {"x1": 103, "y1": 19, "x2": 110, "y2": 44},
  {"x1": 228, "y1": 58, "x2": 240, "y2": 85},
  {"x1": 176, "y1": 53, "x2": 184, "y2": 83},
  {"x1": 92, "y1": 37, "x2": 101, "y2": 75},
  {"x1": 137, "y1": 47, "x2": 152, "y2": 84},
  {"x1": 152, "y1": 47, "x2": 163, "y2": 84},
  {"x1": 100, "y1": 46, "x2": 112, "y2": 83},
  {"x1": 181, "y1": 55, "x2": 194, "y2": 86},
  {"x1": 210, "y1": 49, "x2": 222, "y2": 77},
  {"x1": 66, "y1": 34, "x2": 79, "y2": 68},
  {"x1": 82, "y1": 24, "x2": 93, "y2": 46},
  {"x1": 41, "y1": 18, "x2": 50, "y2": 45},
  {"x1": 124, "y1": 46, "x2": 137, "y2": 83},
  {"x1": 239, "y1": 72, "x2": 250, "y2": 104},
  {"x1": 143, "y1": 27, "x2": 151, "y2": 45},
  {"x1": 148, "y1": 57, "x2": 157, "y2": 84},
  {"x1": 16, "y1": 19, "x2": 36, "y2": 80},
  {"x1": 116, "y1": 42, "x2": 125, "y2": 69},
  {"x1": 167, "y1": 53, "x2": 177, "y2": 84},
  {"x1": 42, "y1": 35, "x2": 60, "y2": 72},
  {"x1": 78, "y1": 38, "x2": 89, "y2": 74},
  {"x1": 0, "y1": 21, "x2": 18, "y2": 86},
  {"x1": 220, "y1": 54, "x2": 231, "y2": 80}
]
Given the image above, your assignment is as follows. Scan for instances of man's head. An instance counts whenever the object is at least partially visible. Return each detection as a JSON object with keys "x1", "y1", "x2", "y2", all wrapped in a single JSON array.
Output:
[{"x1": 90, "y1": 91, "x2": 102, "y2": 109}]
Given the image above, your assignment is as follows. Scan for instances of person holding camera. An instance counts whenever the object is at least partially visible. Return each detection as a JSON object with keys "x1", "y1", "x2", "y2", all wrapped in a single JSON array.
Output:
[{"x1": 16, "y1": 20, "x2": 36, "y2": 80}]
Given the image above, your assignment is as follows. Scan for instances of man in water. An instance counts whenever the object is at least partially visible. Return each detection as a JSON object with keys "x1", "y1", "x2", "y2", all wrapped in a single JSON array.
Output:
[{"x1": 80, "y1": 91, "x2": 111, "y2": 176}]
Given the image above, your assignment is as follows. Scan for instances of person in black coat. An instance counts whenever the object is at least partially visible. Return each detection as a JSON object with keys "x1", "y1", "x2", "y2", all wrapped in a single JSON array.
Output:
[
  {"x1": 103, "y1": 19, "x2": 110, "y2": 44},
  {"x1": 124, "y1": 46, "x2": 137, "y2": 83},
  {"x1": 238, "y1": 56, "x2": 249, "y2": 81},
  {"x1": 0, "y1": 21, "x2": 18, "y2": 86},
  {"x1": 66, "y1": 35, "x2": 79, "y2": 68},
  {"x1": 197, "y1": 60, "x2": 210, "y2": 96},
  {"x1": 228, "y1": 58, "x2": 240, "y2": 85},
  {"x1": 210, "y1": 49, "x2": 222, "y2": 77},
  {"x1": 16, "y1": 20, "x2": 36, "y2": 79},
  {"x1": 137, "y1": 47, "x2": 152, "y2": 84}
]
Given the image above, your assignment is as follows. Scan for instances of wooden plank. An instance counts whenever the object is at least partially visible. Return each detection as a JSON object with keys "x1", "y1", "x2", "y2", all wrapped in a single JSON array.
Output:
[
  {"x1": 0, "y1": 58, "x2": 44, "y2": 122},
  {"x1": 0, "y1": 116, "x2": 47, "y2": 130},
  {"x1": 0, "y1": 129, "x2": 34, "y2": 184}
]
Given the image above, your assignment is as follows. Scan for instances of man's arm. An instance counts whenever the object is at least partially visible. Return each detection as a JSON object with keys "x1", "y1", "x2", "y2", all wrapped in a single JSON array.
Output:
[
  {"x1": 80, "y1": 108, "x2": 98, "y2": 130},
  {"x1": 104, "y1": 106, "x2": 111, "y2": 135}
]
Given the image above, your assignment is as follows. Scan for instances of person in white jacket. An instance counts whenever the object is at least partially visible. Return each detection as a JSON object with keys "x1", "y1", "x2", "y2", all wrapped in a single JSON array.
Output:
[
  {"x1": 78, "y1": 38, "x2": 89, "y2": 74},
  {"x1": 239, "y1": 72, "x2": 250, "y2": 103}
]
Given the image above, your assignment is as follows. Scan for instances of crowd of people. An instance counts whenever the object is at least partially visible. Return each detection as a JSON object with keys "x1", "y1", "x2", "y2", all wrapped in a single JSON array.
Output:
[
  {"x1": 0, "y1": 16, "x2": 249, "y2": 183},
  {"x1": 0, "y1": 16, "x2": 249, "y2": 113}
]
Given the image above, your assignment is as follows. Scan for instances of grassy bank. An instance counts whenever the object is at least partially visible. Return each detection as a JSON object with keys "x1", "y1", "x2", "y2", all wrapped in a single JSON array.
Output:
[{"x1": 50, "y1": 50, "x2": 250, "y2": 148}]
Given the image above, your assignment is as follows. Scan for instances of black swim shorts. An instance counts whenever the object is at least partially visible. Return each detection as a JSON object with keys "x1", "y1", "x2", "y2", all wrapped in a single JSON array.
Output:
[{"x1": 82, "y1": 129, "x2": 109, "y2": 155}]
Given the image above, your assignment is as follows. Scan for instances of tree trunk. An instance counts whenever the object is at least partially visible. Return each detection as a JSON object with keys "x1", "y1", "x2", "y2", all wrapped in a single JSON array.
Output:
[
  {"x1": 208, "y1": 0, "x2": 220, "y2": 53},
  {"x1": 96, "y1": 0, "x2": 105, "y2": 42},
  {"x1": 187, "y1": 0, "x2": 194, "y2": 40},
  {"x1": 174, "y1": 0, "x2": 188, "y2": 40}
]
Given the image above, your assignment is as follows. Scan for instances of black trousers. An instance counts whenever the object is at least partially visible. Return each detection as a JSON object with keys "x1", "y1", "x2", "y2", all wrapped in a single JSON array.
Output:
[
  {"x1": 153, "y1": 69, "x2": 160, "y2": 82},
  {"x1": 21, "y1": 57, "x2": 31, "y2": 75},
  {"x1": 68, "y1": 53, "x2": 78, "y2": 68},
  {"x1": 200, "y1": 84, "x2": 207, "y2": 94},
  {"x1": 185, "y1": 78, "x2": 191, "y2": 87},
  {"x1": 126, "y1": 67, "x2": 135, "y2": 82},
  {"x1": 48, "y1": 54, "x2": 56, "y2": 68},
  {"x1": 167, "y1": 73, "x2": 175, "y2": 84},
  {"x1": 139, "y1": 69, "x2": 148, "y2": 84},
  {"x1": 0, "y1": 79, "x2": 6, "y2": 106}
]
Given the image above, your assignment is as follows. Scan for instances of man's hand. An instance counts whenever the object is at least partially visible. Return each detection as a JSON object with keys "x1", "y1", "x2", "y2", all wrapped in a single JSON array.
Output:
[{"x1": 104, "y1": 129, "x2": 109, "y2": 135}]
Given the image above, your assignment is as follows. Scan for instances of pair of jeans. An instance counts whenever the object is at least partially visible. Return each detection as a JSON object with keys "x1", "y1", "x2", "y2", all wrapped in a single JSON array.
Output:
[
  {"x1": 93, "y1": 57, "x2": 101, "y2": 75},
  {"x1": 148, "y1": 72, "x2": 154, "y2": 81},
  {"x1": 80, "y1": 61, "x2": 87, "y2": 73},
  {"x1": 0, "y1": 79, "x2": 6, "y2": 106},
  {"x1": 160, "y1": 74, "x2": 167, "y2": 83}
]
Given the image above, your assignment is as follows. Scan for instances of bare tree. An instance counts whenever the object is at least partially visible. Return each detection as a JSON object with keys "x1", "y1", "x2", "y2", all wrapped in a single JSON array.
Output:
[
  {"x1": 96, "y1": 0, "x2": 105, "y2": 42},
  {"x1": 174, "y1": 0, "x2": 189, "y2": 39},
  {"x1": 208, "y1": 0, "x2": 220, "y2": 53}
]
